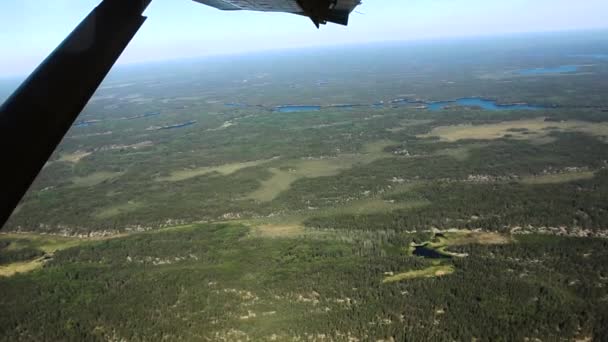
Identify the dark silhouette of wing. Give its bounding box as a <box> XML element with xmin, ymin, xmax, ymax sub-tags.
<box><xmin>193</xmin><ymin>0</ymin><xmax>361</xmax><ymax>27</ymax></box>
<box><xmin>0</xmin><ymin>0</ymin><xmax>151</xmax><ymax>227</ymax></box>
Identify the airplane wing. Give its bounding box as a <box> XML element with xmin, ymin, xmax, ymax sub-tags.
<box><xmin>193</xmin><ymin>0</ymin><xmax>361</xmax><ymax>27</ymax></box>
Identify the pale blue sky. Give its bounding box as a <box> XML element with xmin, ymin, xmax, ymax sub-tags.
<box><xmin>0</xmin><ymin>0</ymin><xmax>607</xmax><ymax>77</ymax></box>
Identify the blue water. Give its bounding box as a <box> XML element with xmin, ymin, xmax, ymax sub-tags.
<box><xmin>427</xmin><ymin>98</ymin><xmax>539</xmax><ymax>111</ymax></box>
<box><xmin>228</xmin><ymin>99</ymin><xmax>541</xmax><ymax>113</ymax></box>
<box><xmin>274</xmin><ymin>105</ymin><xmax>322</xmax><ymax>113</ymax></box>
<box><xmin>517</xmin><ymin>65</ymin><xmax>579</xmax><ymax>75</ymax></box>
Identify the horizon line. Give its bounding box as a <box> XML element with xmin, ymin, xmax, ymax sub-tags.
<box><xmin>1</xmin><ymin>27</ymin><xmax>607</xmax><ymax>81</ymax></box>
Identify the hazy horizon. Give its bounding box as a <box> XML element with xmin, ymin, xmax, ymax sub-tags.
<box><xmin>1</xmin><ymin>28</ymin><xmax>607</xmax><ymax>83</ymax></box>
<box><xmin>1</xmin><ymin>0</ymin><xmax>608</xmax><ymax>77</ymax></box>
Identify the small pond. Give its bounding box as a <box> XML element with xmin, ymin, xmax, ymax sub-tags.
<box><xmin>413</xmin><ymin>244</ymin><xmax>452</xmax><ymax>259</ymax></box>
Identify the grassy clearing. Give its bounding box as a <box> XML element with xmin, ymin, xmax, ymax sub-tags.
<box><xmin>247</xmin><ymin>141</ymin><xmax>394</xmax><ymax>202</ymax></box>
<box><xmin>237</xmin><ymin>197</ymin><xmax>422</xmax><ymax>239</ymax></box>
<box><xmin>437</xmin><ymin>230</ymin><xmax>512</xmax><ymax>247</ymax></box>
<box><xmin>419</xmin><ymin>118</ymin><xmax>608</xmax><ymax>142</ymax></box>
<box><xmin>0</xmin><ymin>233</ymin><xmax>99</xmax><ymax>277</ymax></box>
<box><xmin>0</xmin><ymin>258</ymin><xmax>47</xmax><ymax>277</ymax></box>
<box><xmin>247</xmin><ymin>168</ymin><xmax>299</xmax><ymax>202</ymax></box>
<box><xmin>94</xmin><ymin>201</ymin><xmax>144</xmax><ymax>219</ymax></box>
<box><xmin>58</xmin><ymin>150</ymin><xmax>92</xmax><ymax>163</ymax></box>
<box><xmin>71</xmin><ymin>171</ymin><xmax>123</xmax><ymax>187</ymax></box>
<box><xmin>0</xmin><ymin>233</ymin><xmax>84</xmax><ymax>254</ymax></box>
<box><xmin>521</xmin><ymin>171</ymin><xmax>595</xmax><ymax>184</ymax></box>
<box><xmin>383</xmin><ymin>265</ymin><xmax>455</xmax><ymax>283</ymax></box>
<box><xmin>248</xmin><ymin>224</ymin><xmax>307</xmax><ymax>239</ymax></box>
<box><xmin>318</xmin><ymin>198</ymin><xmax>429</xmax><ymax>217</ymax></box>
<box><xmin>157</xmin><ymin>158</ymin><xmax>277</xmax><ymax>182</ymax></box>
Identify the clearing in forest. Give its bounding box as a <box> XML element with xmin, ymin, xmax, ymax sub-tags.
<box><xmin>438</xmin><ymin>230</ymin><xmax>512</xmax><ymax>246</ymax></box>
<box><xmin>318</xmin><ymin>197</ymin><xmax>429</xmax><ymax>217</ymax></box>
<box><xmin>156</xmin><ymin>157</ymin><xmax>277</xmax><ymax>182</ymax></box>
<box><xmin>0</xmin><ymin>234</ymin><xmax>105</xmax><ymax>277</ymax></box>
<box><xmin>419</xmin><ymin>118</ymin><xmax>608</xmax><ymax>143</ymax></box>
<box><xmin>383</xmin><ymin>265</ymin><xmax>455</xmax><ymax>283</ymax></box>
<box><xmin>248</xmin><ymin>224</ymin><xmax>307</xmax><ymax>238</ymax></box>
<box><xmin>521</xmin><ymin>170</ymin><xmax>595</xmax><ymax>184</ymax></box>
<box><xmin>244</xmin><ymin>197</ymin><xmax>427</xmax><ymax>238</ymax></box>
<box><xmin>247</xmin><ymin>140</ymin><xmax>394</xmax><ymax>202</ymax></box>
<box><xmin>94</xmin><ymin>201</ymin><xmax>143</xmax><ymax>219</ymax></box>
<box><xmin>58</xmin><ymin>150</ymin><xmax>92</xmax><ymax>163</ymax></box>
<box><xmin>71</xmin><ymin>171</ymin><xmax>124</xmax><ymax>187</ymax></box>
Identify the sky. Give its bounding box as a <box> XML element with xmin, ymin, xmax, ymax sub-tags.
<box><xmin>0</xmin><ymin>0</ymin><xmax>607</xmax><ymax>77</ymax></box>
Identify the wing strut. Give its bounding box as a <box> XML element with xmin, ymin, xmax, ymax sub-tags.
<box><xmin>0</xmin><ymin>0</ymin><xmax>151</xmax><ymax>228</ymax></box>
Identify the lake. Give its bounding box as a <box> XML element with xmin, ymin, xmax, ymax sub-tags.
<box><xmin>274</xmin><ymin>105</ymin><xmax>322</xmax><ymax>113</ymax></box>
<box><xmin>427</xmin><ymin>98</ymin><xmax>539</xmax><ymax>111</ymax></box>
<box><xmin>517</xmin><ymin>65</ymin><xmax>579</xmax><ymax>75</ymax></box>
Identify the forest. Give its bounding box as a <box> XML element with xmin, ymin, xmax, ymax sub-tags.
<box><xmin>1</xmin><ymin>31</ymin><xmax>608</xmax><ymax>340</ymax></box>
<box><xmin>1</xmin><ymin>224</ymin><xmax>608</xmax><ymax>341</ymax></box>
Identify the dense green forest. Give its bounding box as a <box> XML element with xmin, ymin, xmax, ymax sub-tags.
<box><xmin>1</xmin><ymin>224</ymin><xmax>607</xmax><ymax>341</ymax></box>
<box><xmin>1</xmin><ymin>32</ymin><xmax>608</xmax><ymax>341</ymax></box>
